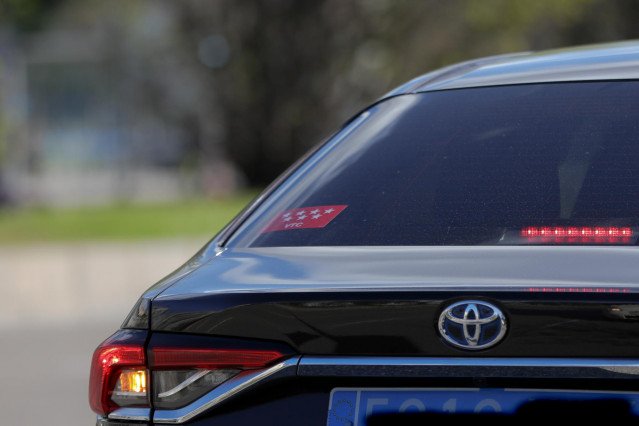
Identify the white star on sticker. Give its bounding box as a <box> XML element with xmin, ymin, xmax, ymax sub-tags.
<box><xmin>283</xmin><ymin>217</ymin><xmax>292</xmax><ymax>222</ymax></box>
<box><xmin>283</xmin><ymin>212</ymin><xmax>292</xmax><ymax>217</ymax></box>
<box><xmin>324</xmin><ymin>208</ymin><xmax>335</xmax><ymax>214</ymax></box>
<box><xmin>298</xmin><ymin>215</ymin><xmax>307</xmax><ymax>220</ymax></box>
<box><xmin>312</xmin><ymin>214</ymin><xmax>322</xmax><ymax>219</ymax></box>
<box><xmin>296</xmin><ymin>211</ymin><xmax>306</xmax><ymax>216</ymax></box>
<box><xmin>310</xmin><ymin>209</ymin><xmax>320</xmax><ymax>214</ymax></box>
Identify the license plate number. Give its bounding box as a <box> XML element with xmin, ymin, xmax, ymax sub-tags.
<box><xmin>327</xmin><ymin>388</ymin><xmax>639</xmax><ymax>426</ymax></box>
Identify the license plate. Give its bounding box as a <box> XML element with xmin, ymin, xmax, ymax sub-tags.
<box><xmin>327</xmin><ymin>388</ymin><xmax>639</xmax><ymax>426</ymax></box>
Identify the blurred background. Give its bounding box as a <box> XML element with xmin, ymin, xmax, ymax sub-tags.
<box><xmin>0</xmin><ymin>0</ymin><xmax>638</xmax><ymax>424</ymax></box>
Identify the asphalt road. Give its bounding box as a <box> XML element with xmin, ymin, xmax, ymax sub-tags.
<box><xmin>0</xmin><ymin>323</ymin><xmax>116</xmax><ymax>424</ymax></box>
<box><xmin>0</xmin><ymin>238</ymin><xmax>207</xmax><ymax>425</ymax></box>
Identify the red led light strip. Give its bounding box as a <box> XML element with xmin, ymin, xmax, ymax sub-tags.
<box><xmin>522</xmin><ymin>227</ymin><xmax>632</xmax><ymax>239</ymax></box>
<box><xmin>526</xmin><ymin>287</ymin><xmax>632</xmax><ymax>293</ymax></box>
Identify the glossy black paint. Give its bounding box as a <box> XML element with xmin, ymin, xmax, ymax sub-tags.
<box><xmin>182</xmin><ymin>383</ymin><xmax>328</xmax><ymax>426</ymax></box>
<box><xmin>101</xmin><ymin>329</ymin><xmax>149</xmax><ymax>350</ymax></box>
<box><xmin>152</xmin><ymin>246</ymin><xmax>639</xmax><ymax>295</ymax></box>
<box><xmin>151</xmin><ymin>291</ymin><xmax>639</xmax><ymax>357</ymax></box>
<box><xmin>141</xmin><ymin>246</ymin><xmax>639</xmax><ymax>357</ymax></box>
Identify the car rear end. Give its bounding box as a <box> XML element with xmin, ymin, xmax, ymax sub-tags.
<box><xmin>90</xmin><ymin>44</ymin><xmax>639</xmax><ymax>425</ymax></box>
<box><xmin>91</xmin><ymin>246</ymin><xmax>639</xmax><ymax>425</ymax></box>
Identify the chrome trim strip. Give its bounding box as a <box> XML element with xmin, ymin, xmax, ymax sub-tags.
<box><xmin>108</xmin><ymin>407</ymin><xmax>151</xmax><ymax>421</ymax></box>
<box><xmin>153</xmin><ymin>356</ymin><xmax>300</xmax><ymax>424</ymax></box>
<box><xmin>157</xmin><ymin>369</ymin><xmax>211</xmax><ymax>398</ymax></box>
<box><xmin>298</xmin><ymin>356</ymin><xmax>639</xmax><ymax>379</ymax></box>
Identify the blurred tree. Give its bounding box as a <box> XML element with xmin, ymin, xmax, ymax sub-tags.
<box><xmin>0</xmin><ymin>0</ymin><xmax>65</xmax><ymax>32</ymax></box>
<box><xmin>193</xmin><ymin>0</ymin><xmax>612</xmax><ymax>184</ymax></box>
<box><xmin>3</xmin><ymin>0</ymin><xmax>639</xmax><ymax>190</ymax></box>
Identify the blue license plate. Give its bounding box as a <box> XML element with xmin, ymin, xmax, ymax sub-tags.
<box><xmin>327</xmin><ymin>388</ymin><xmax>639</xmax><ymax>426</ymax></box>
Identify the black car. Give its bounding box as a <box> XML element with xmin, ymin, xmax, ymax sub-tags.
<box><xmin>90</xmin><ymin>40</ymin><xmax>639</xmax><ymax>425</ymax></box>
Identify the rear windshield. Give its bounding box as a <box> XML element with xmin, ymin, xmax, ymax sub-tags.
<box><xmin>229</xmin><ymin>82</ymin><xmax>639</xmax><ymax>247</ymax></box>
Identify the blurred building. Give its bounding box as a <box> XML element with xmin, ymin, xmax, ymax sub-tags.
<box><xmin>0</xmin><ymin>1</ymin><xmax>240</xmax><ymax>207</ymax></box>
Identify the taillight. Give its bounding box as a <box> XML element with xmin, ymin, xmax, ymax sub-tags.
<box><xmin>150</xmin><ymin>348</ymin><xmax>285</xmax><ymax>368</ymax></box>
<box><xmin>149</xmin><ymin>347</ymin><xmax>287</xmax><ymax>409</ymax></box>
<box><xmin>89</xmin><ymin>335</ymin><xmax>148</xmax><ymax>416</ymax></box>
<box><xmin>90</xmin><ymin>331</ymin><xmax>292</xmax><ymax>416</ymax></box>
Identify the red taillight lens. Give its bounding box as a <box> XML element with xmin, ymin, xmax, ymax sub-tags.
<box><xmin>89</xmin><ymin>332</ymin><xmax>292</xmax><ymax>415</ymax></box>
<box><xmin>149</xmin><ymin>348</ymin><xmax>286</xmax><ymax>369</ymax></box>
<box><xmin>89</xmin><ymin>344</ymin><xmax>147</xmax><ymax>416</ymax></box>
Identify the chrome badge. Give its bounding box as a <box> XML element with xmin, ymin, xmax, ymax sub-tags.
<box><xmin>438</xmin><ymin>300</ymin><xmax>507</xmax><ymax>350</ymax></box>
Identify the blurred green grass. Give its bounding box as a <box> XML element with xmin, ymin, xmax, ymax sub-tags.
<box><xmin>0</xmin><ymin>191</ymin><xmax>260</xmax><ymax>245</ymax></box>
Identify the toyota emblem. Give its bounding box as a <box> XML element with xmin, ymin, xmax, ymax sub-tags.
<box><xmin>438</xmin><ymin>300</ymin><xmax>507</xmax><ymax>350</ymax></box>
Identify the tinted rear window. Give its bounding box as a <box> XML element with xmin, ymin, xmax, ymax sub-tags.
<box><xmin>229</xmin><ymin>82</ymin><xmax>639</xmax><ymax>247</ymax></box>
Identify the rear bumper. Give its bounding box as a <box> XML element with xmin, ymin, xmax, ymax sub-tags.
<box><xmin>103</xmin><ymin>356</ymin><xmax>639</xmax><ymax>424</ymax></box>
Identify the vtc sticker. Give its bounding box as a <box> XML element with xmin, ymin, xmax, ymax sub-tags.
<box><xmin>260</xmin><ymin>205</ymin><xmax>347</xmax><ymax>233</ymax></box>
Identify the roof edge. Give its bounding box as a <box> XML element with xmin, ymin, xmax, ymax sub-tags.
<box><xmin>379</xmin><ymin>40</ymin><xmax>639</xmax><ymax>99</ymax></box>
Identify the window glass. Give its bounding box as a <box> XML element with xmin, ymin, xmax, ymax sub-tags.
<box><xmin>229</xmin><ymin>82</ymin><xmax>639</xmax><ymax>247</ymax></box>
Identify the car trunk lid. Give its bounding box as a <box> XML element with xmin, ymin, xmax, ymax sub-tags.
<box><xmin>150</xmin><ymin>246</ymin><xmax>639</xmax><ymax>357</ymax></box>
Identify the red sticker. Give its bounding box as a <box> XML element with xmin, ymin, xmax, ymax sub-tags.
<box><xmin>260</xmin><ymin>205</ymin><xmax>348</xmax><ymax>233</ymax></box>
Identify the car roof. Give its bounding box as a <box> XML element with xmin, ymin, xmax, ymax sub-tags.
<box><xmin>382</xmin><ymin>40</ymin><xmax>639</xmax><ymax>99</ymax></box>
